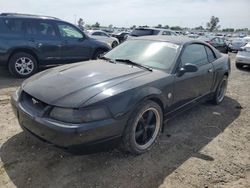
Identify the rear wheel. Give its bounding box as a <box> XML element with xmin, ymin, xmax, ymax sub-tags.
<box><xmin>93</xmin><ymin>49</ymin><xmax>106</xmax><ymax>60</ymax></box>
<box><xmin>212</xmin><ymin>76</ymin><xmax>228</xmax><ymax>105</ymax></box>
<box><xmin>122</xmin><ymin>101</ymin><xmax>163</xmax><ymax>155</ymax></box>
<box><xmin>8</xmin><ymin>52</ymin><xmax>38</xmax><ymax>78</ymax></box>
<box><xmin>236</xmin><ymin>63</ymin><xmax>244</xmax><ymax>69</ymax></box>
<box><xmin>111</xmin><ymin>41</ymin><xmax>118</xmax><ymax>48</ymax></box>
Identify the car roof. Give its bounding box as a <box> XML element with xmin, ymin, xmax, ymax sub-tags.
<box><xmin>131</xmin><ymin>35</ymin><xmax>200</xmax><ymax>45</ymax></box>
<box><xmin>0</xmin><ymin>13</ymin><xmax>60</xmax><ymax>20</ymax></box>
<box><xmin>134</xmin><ymin>27</ymin><xmax>174</xmax><ymax>32</ymax></box>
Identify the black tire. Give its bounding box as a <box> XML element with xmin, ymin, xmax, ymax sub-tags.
<box><xmin>8</xmin><ymin>52</ymin><xmax>38</xmax><ymax>78</ymax></box>
<box><xmin>122</xmin><ymin>100</ymin><xmax>163</xmax><ymax>155</ymax></box>
<box><xmin>92</xmin><ymin>49</ymin><xmax>106</xmax><ymax>60</ymax></box>
<box><xmin>211</xmin><ymin>76</ymin><xmax>228</xmax><ymax>105</ymax></box>
<box><xmin>111</xmin><ymin>41</ymin><xmax>118</xmax><ymax>48</ymax></box>
<box><xmin>236</xmin><ymin>63</ymin><xmax>244</xmax><ymax>69</ymax></box>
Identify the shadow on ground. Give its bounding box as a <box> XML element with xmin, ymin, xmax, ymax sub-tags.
<box><xmin>0</xmin><ymin>97</ymin><xmax>241</xmax><ymax>188</ymax></box>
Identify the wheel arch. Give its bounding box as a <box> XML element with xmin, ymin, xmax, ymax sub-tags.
<box><xmin>8</xmin><ymin>48</ymin><xmax>39</xmax><ymax>65</ymax></box>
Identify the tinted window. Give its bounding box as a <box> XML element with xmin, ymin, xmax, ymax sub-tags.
<box><xmin>57</xmin><ymin>23</ymin><xmax>83</xmax><ymax>38</ymax></box>
<box><xmin>3</xmin><ymin>18</ymin><xmax>25</xmax><ymax>34</ymax></box>
<box><xmin>130</xmin><ymin>29</ymin><xmax>160</xmax><ymax>36</ymax></box>
<box><xmin>205</xmin><ymin>46</ymin><xmax>216</xmax><ymax>62</ymax></box>
<box><xmin>162</xmin><ymin>31</ymin><xmax>171</xmax><ymax>35</ymax></box>
<box><xmin>92</xmin><ymin>32</ymin><xmax>102</xmax><ymax>36</ymax></box>
<box><xmin>181</xmin><ymin>44</ymin><xmax>209</xmax><ymax>66</ymax></box>
<box><xmin>26</xmin><ymin>21</ymin><xmax>56</xmax><ymax>37</ymax></box>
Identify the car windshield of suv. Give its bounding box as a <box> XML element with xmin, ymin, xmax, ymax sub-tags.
<box><xmin>104</xmin><ymin>40</ymin><xmax>179</xmax><ymax>71</ymax></box>
<box><xmin>130</xmin><ymin>29</ymin><xmax>160</xmax><ymax>36</ymax></box>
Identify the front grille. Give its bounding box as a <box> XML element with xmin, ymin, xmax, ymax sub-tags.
<box><xmin>20</xmin><ymin>91</ymin><xmax>49</xmax><ymax>116</ymax></box>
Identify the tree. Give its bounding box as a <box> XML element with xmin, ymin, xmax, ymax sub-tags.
<box><xmin>77</xmin><ymin>18</ymin><xmax>85</xmax><ymax>31</ymax></box>
<box><xmin>206</xmin><ymin>16</ymin><xmax>220</xmax><ymax>32</ymax></box>
<box><xmin>108</xmin><ymin>24</ymin><xmax>113</xmax><ymax>28</ymax></box>
<box><xmin>194</xmin><ymin>26</ymin><xmax>204</xmax><ymax>31</ymax></box>
<box><xmin>155</xmin><ymin>24</ymin><xmax>162</xmax><ymax>28</ymax></box>
<box><xmin>130</xmin><ymin>25</ymin><xmax>136</xmax><ymax>29</ymax></box>
<box><xmin>170</xmin><ymin>26</ymin><xmax>182</xmax><ymax>31</ymax></box>
<box><xmin>163</xmin><ymin>25</ymin><xmax>169</xmax><ymax>29</ymax></box>
<box><xmin>92</xmin><ymin>22</ymin><xmax>100</xmax><ymax>28</ymax></box>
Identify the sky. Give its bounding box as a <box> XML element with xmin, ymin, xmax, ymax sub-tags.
<box><xmin>0</xmin><ymin>0</ymin><xmax>249</xmax><ymax>29</ymax></box>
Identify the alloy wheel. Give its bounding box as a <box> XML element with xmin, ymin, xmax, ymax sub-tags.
<box><xmin>134</xmin><ymin>108</ymin><xmax>161</xmax><ymax>150</ymax></box>
<box><xmin>15</xmin><ymin>57</ymin><xmax>34</xmax><ymax>76</ymax></box>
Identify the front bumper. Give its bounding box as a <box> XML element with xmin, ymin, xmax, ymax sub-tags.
<box><xmin>11</xmin><ymin>96</ymin><xmax>126</xmax><ymax>152</ymax></box>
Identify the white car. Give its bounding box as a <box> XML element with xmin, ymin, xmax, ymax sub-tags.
<box><xmin>87</xmin><ymin>30</ymin><xmax>119</xmax><ymax>48</ymax></box>
<box><xmin>127</xmin><ymin>28</ymin><xmax>177</xmax><ymax>40</ymax></box>
<box><xmin>236</xmin><ymin>42</ymin><xmax>250</xmax><ymax>68</ymax></box>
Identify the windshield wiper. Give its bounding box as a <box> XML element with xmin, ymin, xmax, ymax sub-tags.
<box><xmin>99</xmin><ymin>56</ymin><xmax>116</xmax><ymax>64</ymax></box>
<box><xmin>115</xmin><ymin>59</ymin><xmax>152</xmax><ymax>72</ymax></box>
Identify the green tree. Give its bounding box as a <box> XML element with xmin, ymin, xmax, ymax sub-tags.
<box><xmin>206</xmin><ymin>16</ymin><xmax>220</xmax><ymax>32</ymax></box>
<box><xmin>77</xmin><ymin>18</ymin><xmax>85</xmax><ymax>31</ymax></box>
<box><xmin>163</xmin><ymin>25</ymin><xmax>169</xmax><ymax>29</ymax></box>
<box><xmin>155</xmin><ymin>24</ymin><xmax>162</xmax><ymax>28</ymax></box>
<box><xmin>92</xmin><ymin>22</ymin><xmax>100</xmax><ymax>28</ymax></box>
<box><xmin>170</xmin><ymin>26</ymin><xmax>182</xmax><ymax>30</ymax></box>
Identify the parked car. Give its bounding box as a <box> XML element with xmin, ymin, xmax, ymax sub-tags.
<box><xmin>111</xmin><ymin>31</ymin><xmax>130</xmax><ymax>43</ymax></box>
<box><xmin>129</xmin><ymin>27</ymin><xmax>177</xmax><ymax>37</ymax></box>
<box><xmin>236</xmin><ymin>42</ymin><xmax>250</xmax><ymax>68</ymax></box>
<box><xmin>11</xmin><ymin>36</ymin><xmax>230</xmax><ymax>155</ymax></box>
<box><xmin>228</xmin><ymin>38</ymin><xmax>247</xmax><ymax>52</ymax></box>
<box><xmin>87</xmin><ymin>30</ymin><xmax>119</xmax><ymax>48</ymax></box>
<box><xmin>0</xmin><ymin>13</ymin><xmax>111</xmax><ymax>78</ymax></box>
<box><xmin>198</xmin><ymin>36</ymin><xmax>228</xmax><ymax>53</ymax></box>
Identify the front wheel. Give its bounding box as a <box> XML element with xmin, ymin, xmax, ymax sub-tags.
<box><xmin>8</xmin><ymin>52</ymin><xmax>38</xmax><ymax>78</ymax></box>
<box><xmin>212</xmin><ymin>76</ymin><xmax>228</xmax><ymax>105</ymax></box>
<box><xmin>122</xmin><ymin>101</ymin><xmax>163</xmax><ymax>155</ymax></box>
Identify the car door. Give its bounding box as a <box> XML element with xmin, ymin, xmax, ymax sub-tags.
<box><xmin>173</xmin><ymin>43</ymin><xmax>214</xmax><ymax>107</ymax></box>
<box><xmin>25</xmin><ymin>19</ymin><xmax>61</xmax><ymax>64</ymax></box>
<box><xmin>56</xmin><ymin>22</ymin><xmax>91</xmax><ymax>62</ymax></box>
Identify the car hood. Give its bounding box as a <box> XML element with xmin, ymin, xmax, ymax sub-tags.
<box><xmin>22</xmin><ymin>60</ymin><xmax>149</xmax><ymax>108</ymax></box>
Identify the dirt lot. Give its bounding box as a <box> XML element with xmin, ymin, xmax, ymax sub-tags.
<box><xmin>0</xmin><ymin>53</ymin><xmax>249</xmax><ymax>188</ymax></box>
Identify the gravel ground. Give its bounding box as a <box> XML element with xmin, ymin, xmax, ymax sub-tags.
<box><xmin>0</xmin><ymin>53</ymin><xmax>249</xmax><ymax>188</ymax></box>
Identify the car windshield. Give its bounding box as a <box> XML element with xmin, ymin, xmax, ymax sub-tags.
<box><xmin>104</xmin><ymin>40</ymin><xmax>179</xmax><ymax>71</ymax></box>
<box><xmin>130</xmin><ymin>29</ymin><xmax>160</xmax><ymax>36</ymax></box>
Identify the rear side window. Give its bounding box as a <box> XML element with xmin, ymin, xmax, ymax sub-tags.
<box><xmin>25</xmin><ymin>20</ymin><xmax>56</xmax><ymax>37</ymax></box>
<box><xmin>57</xmin><ymin>23</ymin><xmax>83</xmax><ymax>38</ymax></box>
<box><xmin>181</xmin><ymin>44</ymin><xmax>209</xmax><ymax>66</ymax></box>
<box><xmin>205</xmin><ymin>46</ymin><xmax>216</xmax><ymax>62</ymax></box>
<box><xmin>3</xmin><ymin>18</ymin><xmax>25</xmax><ymax>34</ymax></box>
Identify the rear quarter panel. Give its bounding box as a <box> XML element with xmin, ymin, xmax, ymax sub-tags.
<box><xmin>211</xmin><ymin>53</ymin><xmax>230</xmax><ymax>92</ymax></box>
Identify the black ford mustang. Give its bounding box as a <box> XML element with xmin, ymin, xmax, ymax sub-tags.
<box><xmin>11</xmin><ymin>36</ymin><xmax>230</xmax><ymax>154</ymax></box>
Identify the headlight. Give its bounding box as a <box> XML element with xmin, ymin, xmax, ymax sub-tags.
<box><xmin>49</xmin><ymin>106</ymin><xmax>110</xmax><ymax>124</ymax></box>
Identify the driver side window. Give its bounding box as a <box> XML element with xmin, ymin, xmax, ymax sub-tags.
<box><xmin>181</xmin><ymin>44</ymin><xmax>209</xmax><ymax>66</ymax></box>
<box><xmin>57</xmin><ymin>23</ymin><xmax>83</xmax><ymax>39</ymax></box>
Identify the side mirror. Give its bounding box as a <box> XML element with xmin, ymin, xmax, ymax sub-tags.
<box><xmin>178</xmin><ymin>63</ymin><xmax>198</xmax><ymax>76</ymax></box>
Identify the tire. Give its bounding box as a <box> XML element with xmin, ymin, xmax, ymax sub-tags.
<box><xmin>211</xmin><ymin>76</ymin><xmax>228</xmax><ymax>105</ymax></box>
<box><xmin>236</xmin><ymin>63</ymin><xmax>244</xmax><ymax>69</ymax></box>
<box><xmin>8</xmin><ymin>52</ymin><xmax>38</xmax><ymax>78</ymax></box>
<box><xmin>92</xmin><ymin>49</ymin><xmax>106</xmax><ymax>60</ymax></box>
<box><xmin>111</xmin><ymin>41</ymin><xmax>118</xmax><ymax>48</ymax></box>
<box><xmin>122</xmin><ymin>100</ymin><xmax>163</xmax><ymax>155</ymax></box>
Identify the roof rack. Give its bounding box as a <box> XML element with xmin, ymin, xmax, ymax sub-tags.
<box><xmin>0</xmin><ymin>13</ymin><xmax>60</xmax><ymax>20</ymax></box>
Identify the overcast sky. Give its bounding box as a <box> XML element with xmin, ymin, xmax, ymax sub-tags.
<box><xmin>0</xmin><ymin>0</ymin><xmax>249</xmax><ymax>29</ymax></box>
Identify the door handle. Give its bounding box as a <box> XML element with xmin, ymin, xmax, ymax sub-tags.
<box><xmin>208</xmin><ymin>68</ymin><xmax>213</xmax><ymax>73</ymax></box>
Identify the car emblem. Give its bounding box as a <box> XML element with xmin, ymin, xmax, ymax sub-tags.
<box><xmin>31</xmin><ymin>98</ymin><xmax>39</xmax><ymax>105</ymax></box>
